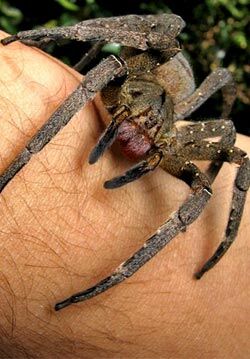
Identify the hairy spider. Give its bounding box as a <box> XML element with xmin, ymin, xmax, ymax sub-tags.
<box><xmin>0</xmin><ymin>14</ymin><xmax>249</xmax><ymax>311</ymax></box>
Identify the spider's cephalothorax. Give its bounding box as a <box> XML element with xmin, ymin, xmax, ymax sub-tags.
<box><xmin>0</xmin><ymin>14</ymin><xmax>249</xmax><ymax>311</ymax></box>
<box><xmin>99</xmin><ymin>49</ymin><xmax>175</xmax><ymax>162</ymax></box>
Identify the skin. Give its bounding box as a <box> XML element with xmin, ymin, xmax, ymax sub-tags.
<box><xmin>0</xmin><ymin>31</ymin><xmax>249</xmax><ymax>359</ymax></box>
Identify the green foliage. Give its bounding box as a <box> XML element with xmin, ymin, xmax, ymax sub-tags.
<box><xmin>0</xmin><ymin>0</ymin><xmax>22</xmax><ymax>33</ymax></box>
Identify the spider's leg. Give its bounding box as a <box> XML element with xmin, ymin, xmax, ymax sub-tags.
<box><xmin>55</xmin><ymin>162</ymin><xmax>211</xmax><ymax>311</ymax></box>
<box><xmin>0</xmin><ymin>55</ymin><xmax>126</xmax><ymax>192</ymax></box>
<box><xmin>89</xmin><ymin>105</ymin><xmax>130</xmax><ymax>164</ymax></box>
<box><xmin>1</xmin><ymin>14</ymin><xmax>184</xmax><ymax>51</ymax></box>
<box><xmin>177</xmin><ymin>141</ymin><xmax>250</xmax><ymax>278</ymax></box>
<box><xmin>74</xmin><ymin>41</ymin><xmax>105</xmax><ymax>72</ymax></box>
<box><xmin>19</xmin><ymin>38</ymin><xmax>55</xmax><ymax>49</ymax></box>
<box><xmin>177</xmin><ymin>119</ymin><xmax>236</xmax><ymax>181</ymax></box>
<box><xmin>177</xmin><ymin>119</ymin><xmax>236</xmax><ymax>147</ymax></box>
<box><xmin>174</xmin><ymin>68</ymin><xmax>236</xmax><ymax>121</ymax></box>
<box><xmin>104</xmin><ymin>151</ymin><xmax>162</xmax><ymax>189</ymax></box>
<box><xmin>195</xmin><ymin>159</ymin><xmax>249</xmax><ymax>278</ymax></box>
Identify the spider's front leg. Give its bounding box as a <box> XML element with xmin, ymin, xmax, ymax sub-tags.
<box><xmin>0</xmin><ymin>55</ymin><xmax>126</xmax><ymax>192</ymax></box>
<box><xmin>55</xmin><ymin>160</ymin><xmax>211</xmax><ymax>311</ymax></box>
<box><xmin>1</xmin><ymin>14</ymin><xmax>184</xmax><ymax>51</ymax></box>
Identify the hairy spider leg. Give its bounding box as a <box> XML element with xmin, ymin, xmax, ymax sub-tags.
<box><xmin>195</xmin><ymin>155</ymin><xmax>249</xmax><ymax>278</ymax></box>
<box><xmin>173</xmin><ymin>67</ymin><xmax>236</xmax><ymax>186</ymax></box>
<box><xmin>74</xmin><ymin>41</ymin><xmax>105</xmax><ymax>72</ymax></box>
<box><xmin>55</xmin><ymin>161</ymin><xmax>211</xmax><ymax>311</ymax></box>
<box><xmin>1</xmin><ymin>14</ymin><xmax>185</xmax><ymax>51</ymax></box>
<box><xmin>176</xmin><ymin>135</ymin><xmax>250</xmax><ymax>278</ymax></box>
<box><xmin>0</xmin><ymin>55</ymin><xmax>126</xmax><ymax>192</ymax></box>
<box><xmin>177</xmin><ymin>119</ymin><xmax>236</xmax><ymax>181</ymax></box>
<box><xmin>174</xmin><ymin>68</ymin><xmax>236</xmax><ymax>121</ymax></box>
<box><xmin>17</xmin><ymin>37</ymin><xmax>55</xmax><ymax>49</ymax></box>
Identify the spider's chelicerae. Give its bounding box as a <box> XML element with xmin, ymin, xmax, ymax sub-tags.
<box><xmin>1</xmin><ymin>14</ymin><xmax>249</xmax><ymax>311</ymax></box>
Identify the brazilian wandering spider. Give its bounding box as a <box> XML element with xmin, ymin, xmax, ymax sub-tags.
<box><xmin>0</xmin><ymin>14</ymin><xmax>249</xmax><ymax>311</ymax></box>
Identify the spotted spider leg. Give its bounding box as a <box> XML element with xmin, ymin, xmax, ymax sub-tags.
<box><xmin>103</xmin><ymin>119</ymin><xmax>235</xmax><ymax>189</ymax></box>
<box><xmin>55</xmin><ymin>161</ymin><xmax>212</xmax><ymax>311</ymax></box>
<box><xmin>1</xmin><ymin>14</ymin><xmax>185</xmax><ymax>51</ymax></box>
<box><xmin>177</xmin><ymin>119</ymin><xmax>236</xmax><ymax>180</ymax></box>
<box><xmin>174</xmin><ymin>67</ymin><xmax>237</xmax><ymax>189</ymax></box>
<box><xmin>0</xmin><ymin>55</ymin><xmax>126</xmax><ymax>192</ymax></box>
<box><xmin>73</xmin><ymin>41</ymin><xmax>105</xmax><ymax>72</ymax></box>
<box><xmin>174</xmin><ymin>68</ymin><xmax>236</xmax><ymax>121</ymax></box>
<box><xmin>101</xmin><ymin>119</ymin><xmax>247</xmax><ymax>277</ymax></box>
<box><xmin>176</xmin><ymin>124</ymin><xmax>249</xmax><ymax>278</ymax></box>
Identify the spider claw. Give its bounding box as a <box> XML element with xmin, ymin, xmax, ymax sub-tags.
<box><xmin>104</xmin><ymin>152</ymin><xmax>162</xmax><ymax>189</ymax></box>
<box><xmin>54</xmin><ymin>298</ymin><xmax>72</xmax><ymax>311</ymax></box>
<box><xmin>194</xmin><ymin>271</ymin><xmax>204</xmax><ymax>280</ymax></box>
<box><xmin>1</xmin><ymin>35</ymin><xmax>19</xmax><ymax>45</ymax></box>
<box><xmin>88</xmin><ymin>126</ymin><xmax>118</xmax><ymax>164</ymax></box>
<box><xmin>89</xmin><ymin>106</ymin><xmax>130</xmax><ymax>165</ymax></box>
<box><xmin>104</xmin><ymin>162</ymin><xmax>148</xmax><ymax>189</ymax></box>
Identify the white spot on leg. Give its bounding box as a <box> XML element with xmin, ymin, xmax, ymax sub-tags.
<box><xmin>204</xmin><ymin>188</ymin><xmax>212</xmax><ymax>196</ymax></box>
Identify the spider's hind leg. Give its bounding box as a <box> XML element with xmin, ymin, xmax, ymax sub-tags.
<box><xmin>195</xmin><ymin>152</ymin><xmax>250</xmax><ymax>279</ymax></box>
<box><xmin>177</xmin><ymin>118</ymin><xmax>236</xmax><ymax>181</ymax></box>
<box><xmin>176</xmin><ymin>133</ymin><xmax>249</xmax><ymax>279</ymax></box>
<box><xmin>174</xmin><ymin>68</ymin><xmax>237</xmax><ymax>121</ymax></box>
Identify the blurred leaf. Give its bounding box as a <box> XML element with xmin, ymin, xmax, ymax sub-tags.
<box><xmin>0</xmin><ymin>0</ymin><xmax>23</xmax><ymax>32</ymax></box>
<box><xmin>232</xmin><ymin>31</ymin><xmax>247</xmax><ymax>48</ymax></box>
<box><xmin>55</xmin><ymin>0</ymin><xmax>79</xmax><ymax>11</ymax></box>
<box><xmin>102</xmin><ymin>42</ymin><xmax>121</xmax><ymax>55</ymax></box>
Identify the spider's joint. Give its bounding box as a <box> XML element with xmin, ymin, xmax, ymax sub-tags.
<box><xmin>156</xmin><ymin>228</ymin><xmax>162</xmax><ymax>235</ymax></box>
<box><xmin>110</xmin><ymin>54</ymin><xmax>126</xmax><ymax>71</ymax></box>
<box><xmin>203</xmin><ymin>188</ymin><xmax>212</xmax><ymax>196</ymax></box>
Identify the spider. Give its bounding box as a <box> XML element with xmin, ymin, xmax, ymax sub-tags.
<box><xmin>0</xmin><ymin>14</ymin><xmax>249</xmax><ymax>312</ymax></box>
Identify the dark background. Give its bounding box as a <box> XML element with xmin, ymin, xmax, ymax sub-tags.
<box><xmin>1</xmin><ymin>0</ymin><xmax>249</xmax><ymax>135</ymax></box>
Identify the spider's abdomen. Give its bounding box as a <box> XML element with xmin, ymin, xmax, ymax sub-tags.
<box><xmin>117</xmin><ymin>120</ymin><xmax>153</xmax><ymax>160</ymax></box>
